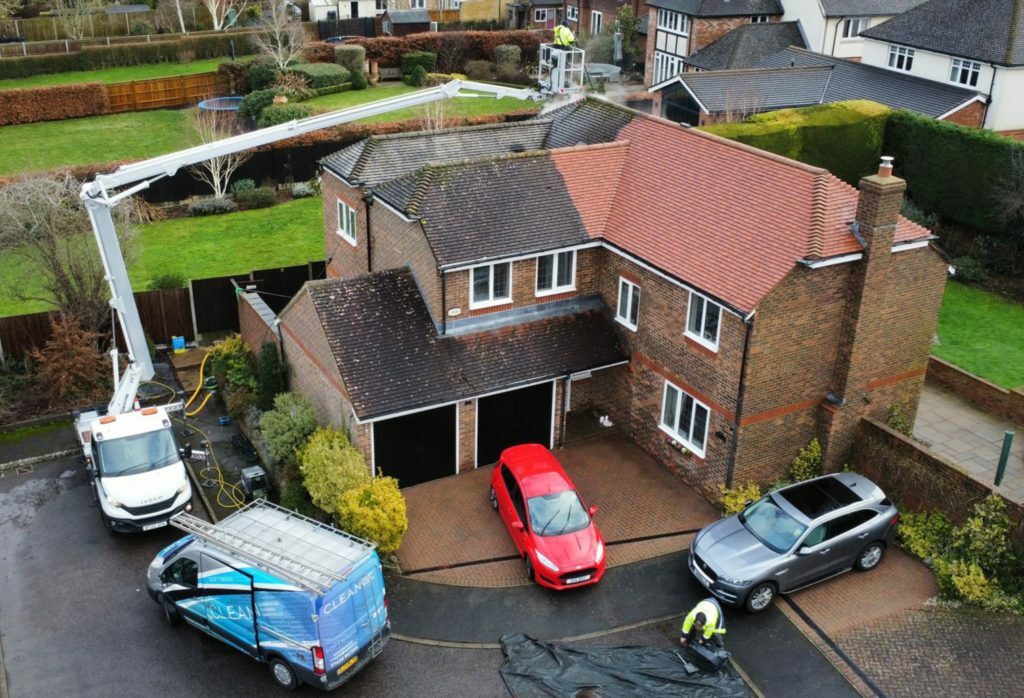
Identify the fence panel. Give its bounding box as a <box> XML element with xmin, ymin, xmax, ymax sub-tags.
<box><xmin>316</xmin><ymin>18</ymin><xmax>376</xmax><ymax>40</ymax></box>
<box><xmin>103</xmin><ymin>72</ymin><xmax>218</xmax><ymax>114</ymax></box>
<box><xmin>250</xmin><ymin>264</ymin><xmax>322</xmax><ymax>314</ymax></box>
<box><xmin>0</xmin><ymin>311</ymin><xmax>54</xmax><ymax>363</ymax></box>
<box><xmin>190</xmin><ymin>274</ymin><xmax>252</xmax><ymax>335</ymax></box>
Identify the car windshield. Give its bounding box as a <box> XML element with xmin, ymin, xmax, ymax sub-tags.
<box><xmin>527</xmin><ymin>490</ymin><xmax>590</xmax><ymax>537</ymax></box>
<box><xmin>740</xmin><ymin>494</ymin><xmax>807</xmax><ymax>554</ymax></box>
<box><xmin>97</xmin><ymin>428</ymin><xmax>179</xmax><ymax>477</ymax></box>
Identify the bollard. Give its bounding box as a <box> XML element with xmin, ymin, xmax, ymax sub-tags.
<box><xmin>994</xmin><ymin>430</ymin><xmax>1014</xmax><ymax>487</ymax></box>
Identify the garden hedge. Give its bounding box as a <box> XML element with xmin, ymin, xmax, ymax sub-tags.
<box><xmin>287</xmin><ymin>62</ymin><xmax>350</xmax><ymax>89</ymax></box>
<box><xmin>400</xmin><ymin>50</ymin><xmax>437</xmax><ymax>76</ymax></box>
<box><xmin>0</xmin><ymin>82</ymin><xmax>106</xmax><ymax>126</ymax></box>
<box><xmin>0</xmin><ymin>34</ymin><xmax>256</xmax><ymax>80</ymax></box>
<box><xmin>884</xmin><ymin>109</ymin><xmax>1024</xmax><ymax>231</ymax></box>
<box><xmin>351</xmin><ymin>30</ymin><xmax>549</xmax><ymax>71</ymax></box>
<box><xmin>334</xmin><ymin>44</ymin><xmax>366</xmax><ymax>73</ymax></box>
<box><xmin>301</xmin><ymin>41</ymin><xmax>336</xmax><ymax>64</ymax></box>
<box><xmin>703</xmin><ymin>100</ymin><xmax>890</xmax><ymax>185</ymax></box>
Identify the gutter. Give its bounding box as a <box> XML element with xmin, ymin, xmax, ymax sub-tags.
<box><xmin>363</xmin><ymin>189</ymin><xmax>374</xmax><ymax>274</ymax></box>
<box><xmin>725</xmin><ymin>310</ymin><xmax>754</xmax><ymax>488</ymax></box>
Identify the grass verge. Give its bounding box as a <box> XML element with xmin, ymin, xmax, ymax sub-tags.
<box><xmin>934</xmin><ymin>281</ymin><xmax>1024</xmax><ymax>388</ymax></box>
<box><xmin>0</xmin><ymin>58</ymin><xmax>227</xmax><ymax>90</ymax></box>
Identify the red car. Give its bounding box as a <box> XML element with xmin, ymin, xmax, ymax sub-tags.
<box><xmin>489</xmin><ymin>444</ymin><xmax>606</xmax><ymax>590</ymax></box>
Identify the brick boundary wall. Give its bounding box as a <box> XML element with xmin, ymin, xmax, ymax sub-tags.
<box><xmin>927</xmin><ymin>356</ymin><xmax>1024</xmax><ymax>427</ymax></box>
<box><xmin>853</xmin><ymin>418</ymin><xmax>1024</xmax><ymax>544</ymax></box>
<box><xmin>238</xmin><ymin>292</ymin><xmax>282</xmax><ymax>357</ymax></box>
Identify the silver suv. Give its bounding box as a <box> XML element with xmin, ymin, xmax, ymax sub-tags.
<box><xmin>689</xmin><ymin>473</ymin><xmax>899</xmax><ymax>612</ymax></box>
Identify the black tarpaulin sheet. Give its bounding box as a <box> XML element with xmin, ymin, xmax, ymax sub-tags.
<box><xmin>499</xmin><ymin>634</ymin><xmax>751</xmax><ymax>698</ymax></box>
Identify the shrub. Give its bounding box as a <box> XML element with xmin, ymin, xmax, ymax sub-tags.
<box><xmin>335</xmin><ymin>44</ymin><xmax>366</xmax><ymax>73</ymax></box>
<box><xmin>897</xmin><ymin>510</ymin><xmax>953</xmax><ymax>560</ymax></box>
<box><xmin>188</xmin><ymin>197</ymin><xmax>238</xmax><ymax>216</ymax></box>
<box><xmin>424</xmin><ymin>71</ymin><xmax>468</xmax><ymax>86</ymax></box>
<box><xmin>224</xmin><ymin>384</ymin><xmax>258</xmax><ymax>419</ymax></box>
<box><xmin>216</xmin><ymin>59</ymin><xmax>252</xmax><ymax>95</ymax></box>
<box><xmin>231</xmin><ymin>178</ymin><xmax>256</xmax><ymax>194</ymax></box>
<box><xmin>291</xmin><ymin>181</ymin><xmax>315</xmax><ymax>198</ymax></box>
<box><xmin>257</xmin><ymin>341</ymin><xmax>286</xmax><ymax>410</ymax></box>
<box><xmin>260</xmin><ymin>392</ymin><xmax>318</xmax><ymax>465</ymax></box>
<box><xmin>279</xmin><ymin>480</ymin><xmax>322</xmax><ymax>519</ymax></box>
<box><xmin>301</xmin><ymin>41</ymin><xmax>336</xmax><ymax>64</ymax></box>
<box><xmin>400</xmin><ymin>50</ymin><xmax>437</xmax><ymax>76</ymax></box>
<box><xmin>789</xmin><ymin>438</ymin><xmax>822</xmax><ymax>482</ymax></box>
<box><xmin>951</xmin><ymin>495</ymin><xmax>1016</xmax><ymax>578</ymax></box>
<box><xmin>206</xmin><ymin>334</ymin><xmax>257</xmax><ymax>393</ymax></box>
<box><xmin>235</xmin><ymin>186</ymin><xmax>277</xmax><ymax>208</ymax></box>
<box><xmin>257</xmin><ymin>103</ymin><xmax>311</xmax><ymax>127</ymax></box>
<box><xmin>30</xmin><ymin>315</ymin><xmax>109</xmax><ymax>409</ymax></box>
<box><xmin>351</xmin><ymin>30</ymin><xmax>545</xmax><ymax>69</ymax></box>
<box><xmin>238</xmin><ymin>88</ymin><xmax>277</xmax><ymax>122</ymax></box>
<box><xmin>147</xmin><ymin>272</ymin><xmax>187</xmax><ymax>290</ymax></box>
<box><xmin>249</xmin><ymin>60</ymin><xmax>279</xmax><ymax>91</ymax></box>
<box><xmin>951</xmin><ymin>257</ymin><xmax>989</xmax><ymax>283</ymax></box>
<box><xmin>495</xmin><ymin>63</ymin><xmax>529</xmax><ymax>85</ymax></box>
<box><xmin>298</xmin><ymin>427</ymin><xmax>372</xmax><ymax>514</ymax></box>
<box><xmin>287</xmin><ymin>62</ymin><xmax>350</xmax><ymax>89</ymax></box>
<box><xmin>900</xmin><ymin>198</ymin><xmax>939</xmax><ymax>230</ymax></box>
<box><xmin>349</xmin><ymin>69</ymin><xmax>368</xmax><ymax>90</ymax></box>
<box><xmin>493</xmin><ymin>44</ymin><xmax>521</xmax><ymax>68</ymax></box>
<box><xmin>886</xmin><ymin>403</ymin><xmax>913</xmax><ymax>436</ymax></box>
<box><xmin>336</xmin><ymin>477</ymin><xmax>408</xmax><ymax>555</ymax></box>
<box><xmin>404</xmin><ymin>64</ymin><xmax>428</xmax><ymax>87</ymax></box>
<box><xmin>718</xmin><ymin>482</ymin><xmax>761</xmax><ymax>515</ymax></box>
<box><xmin>464</xmin><ymin>59</ymin><xmax>494</xmax><ymax>80</ymax></box>
<box><xmin>0</xmin><ymin>82</ymin><xmax>106</xmax><ymax>126</ymax></box>
<box><xmin>584</xmin><ymin>34</ymin><xmax>614</xmax><ymax>63</ymax></box>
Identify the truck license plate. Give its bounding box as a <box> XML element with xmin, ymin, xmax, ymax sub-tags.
<box><xmin>565</xmin><ymin>574</ymin><xmax>591</xmax><ymax>584</ymax></box>
<box><xmin>142</xmin><ymin>521</ymin><xmax>168</xmax><ymax>531</ymax></box>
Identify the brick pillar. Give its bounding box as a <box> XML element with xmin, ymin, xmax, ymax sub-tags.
<box><xmin>820</xmin><ymin>157</ymin><xmax>907</xmax><ymax>470</ymax></box>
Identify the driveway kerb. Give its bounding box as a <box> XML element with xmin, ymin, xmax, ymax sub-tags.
<box><xmin>0</xmin><ymin>449</ymin><xmax>78</xmax><ymax>475</ymax></box>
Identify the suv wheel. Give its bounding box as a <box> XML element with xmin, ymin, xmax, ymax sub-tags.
<box><xmin>489</xmin><ymin>486</ymin><xmax>498</xmax><ymax>511</ymax></box>
<box><xmin>855</xmin><ymin>542</ymin><xmax>885</xmax><ymax>571</ymax></box>
<box><xmin>269</xmin><ymin>657</ymin><xmax>298</xmax><ymax>690</ymax></box>
<box><xmin>745</xmin><ymin>582</ymin><xmax>776</xmax><ymax>613</ymax></box>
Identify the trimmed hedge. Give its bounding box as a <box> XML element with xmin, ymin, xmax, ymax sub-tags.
<box><xmin>351</xmin><ymin>30</ymin><xmax>548</xmax><ymax>70</ymax></box>
<box><xmin>0</xmin><ymin>34</ymin><xmax>256</xmax><ymax>80</ymax></box>
<box><xmin>249</xmin><ymin>60</ymin><xmax>278</xmax><ymax>91</ymax></box>
<box><xmin>703</xmin><ymin>100</ymin><xmax>889</xmax><ymax>185</ymax></box>
<box><xmin>0</xmin><ymin>82</ymin><xmax>106</xmax><ymax>126</ymax></box>
<box><xmin>334</xmin><ymin>44</ymin><xmax>366</xmax><ymax>73</ymax></box>
<box><xmin>239</xmin><ymin>88</ymin><xmax>277</xmax><ymax>122</ymax></box>
<box><xmin>301</xmin><ymin>41</ymin><xmax>336</xmax><ymax>64</ymax></box>
<box><xmin>286</xmin><ymin>62</ymin><xmax>350</xmax><ymax>89</ymax></box>
<box><xmin>885</xmin><ymin>109</ymin><xmax>1024</xmax><ymax>231</ymax></box>
<box><xmin>257</xmin><ymin>103</ymin><xmax>311</xmax><ymax>127</ymax></box>
<box><xmin>400</xmin><ymin>50</ymin><xmax>437</xmax><ymax>76</ymax></box>
<box><xmin>216</xmin><ymin>59</ymin><xmax>253</xmax><ymax>96</ymax></box>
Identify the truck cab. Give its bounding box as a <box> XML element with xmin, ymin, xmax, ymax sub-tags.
<box><xmin>77</xmin><ymin>405</ymin><xmax>193</xmax><ymax>533</ymax></box>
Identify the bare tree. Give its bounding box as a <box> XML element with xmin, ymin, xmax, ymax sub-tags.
<box><xmin>251</xmin><ymin>0</ymin><xmax>306</xmax><ymax>71</ymax></box>
<box><xmin>720</xmin><ymin>87</ymin><xmax>765</xmax><ymax>124</ymax></box>
<box><xmin>198</xmin><ymin>0</ymin><xmax>252</xmax><ymax>31</ymax></box>
<box><xmin>155</xmin><ymin>0</ymin><xmax>193</xmax><ymax>34</ymax></box>
<box><xmin>187</xmin><ymin>110</ymin><xmax>251</xmax><ymax>199</ymax></box>
<box><xmin>0</xmin><ymin>175</ymin><xmax>140</xmax><ymax>334</ymax></box>
<box><xmin>50</xmin><ymin>0</ymin><xmax>100</xmax><ymax>41</ymax></box>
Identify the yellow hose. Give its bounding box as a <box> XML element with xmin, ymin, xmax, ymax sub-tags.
<box><xmin>171</xmin><ymin>416</ymin><xmax>247</xmax><ymax>511</ymax></box>
<box><xmin>185</xmin><ymin>391</ymin><xmax>214</xmax><ymax>418</ymax></box>
<box><xmin>185</xmin><ymin>351</ymin><xmax>212</xmax><ymax>410</ymax></box>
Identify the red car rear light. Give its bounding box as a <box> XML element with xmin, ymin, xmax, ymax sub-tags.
<box><xmin>890</xmin><ymin>514</ymin><xmax>900</xmax><ymax>527</ymax></box>
<box><xmin>312</xmin><ymin>646</ymin><xmax>325</xmax><ymax>675</ymax></box>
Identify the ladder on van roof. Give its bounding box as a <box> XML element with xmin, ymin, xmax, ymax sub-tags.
<box><xmin>170</xmin><ymin>501</ymin><xmax>375</xmax><ymax>595</ymax></box>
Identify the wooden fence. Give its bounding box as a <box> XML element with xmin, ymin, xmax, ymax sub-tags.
<box><xmin>0</xmin><ymin>9</ymin><xmax>220</xmax><ymax>43</ymax></box>
<box><xmin>103</xmin><ymin>71</ymin><xmax>219</xmax><ymax>113</ymax></box>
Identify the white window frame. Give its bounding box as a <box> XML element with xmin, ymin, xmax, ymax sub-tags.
<box><xmin>375</xmin><ymin>0</ymin><xmax>386</xmax><ymax>11</ymax></box>
<box><xmin>656</xmin><ymin>9</ymin><xmax>689</xmax><ymax>35</ymax></box>
<box><xmin>410</xmin><ymin>0</ymin><xmax>425</xmax><ymax>8</ymax></box>
<box><xmin>336</xmin><ymin>199</ymin><xmax>357</xmax><ymax>246</ymax></box>
<box><xmin>654</xmin><ymin>50</ymin><xmax>682</xmax><ymax>84</ymax></box>
<box><xmin>750</xmin><ymin>15</ymin><xmax>769</xmax><ymax>23</ymax></box>
<box><xmin>615</xmin><ymin>277</ymin><xmax>640</xmax><ymax>331</ymax></box>
<box><xmin>591</xmin><ymin>10</ymin><xmax>603</xmax><ymax>34</ymax></box>
<box><xmin>841</xmin><ymin>17</ymin><xmax>867</xmax><ymax>39</ymax></box>
<box><xmin>535</xmin><ymin>250</ymin><xmax>575</xmax><ymax>297</ymax></box>
<box><xmin>949</xmin><ymin>57</ymin><xmax>981</xmax><ymax>87</ymax></box>
<box><xmin>887</xmin><ymin>44</ymin><xmax>914</xmax><ymax>72</ymax></box>
<box><xmin>566</xmin><ymin>5</ymin><xmax>578</xmax><ymax>21</ymax></box>
<box><xmin>534</xmin><ymin>8</ymin><xmax>549</xmax><ymax>23</ymax></box>
<box><xmin>469</xmin><ymin>261</ymin><xmax>512</xmax><ymax>309</ymax></box>
<box><xmin>685</xmin><ymin>290</ymin><xmax>721</xmax><ymax>351</ymax></box>
<box><xmin>660</xmin><ymin>381</ymin><xmax>709</xmax><ymax>457</ymax></box>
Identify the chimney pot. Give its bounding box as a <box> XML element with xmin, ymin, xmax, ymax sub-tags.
<box><xmin>878</xmin><ymin>155</ymin><xmax>894</xmax><ymax>177</ymax></box>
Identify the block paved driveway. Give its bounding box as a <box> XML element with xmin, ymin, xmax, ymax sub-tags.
<box><xmin>396</xmin><ymin>434</ymin><xmax>718</xmax><ymax>586</ymax></box>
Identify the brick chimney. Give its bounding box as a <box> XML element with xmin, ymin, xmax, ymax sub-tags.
<box><xmin>820</xmin><ymin>156</ymin><xmax>907</xmax><ymax>469</ymax></box>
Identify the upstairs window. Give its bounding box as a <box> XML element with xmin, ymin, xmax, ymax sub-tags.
<box><xmin>888</xmin><ymin>45</ymin><xmax>914</xmax><ymax>72</ymax></box>
<box><xmin>534</xmin><ymin>8</ymin><xmax>549</xmax><ymax>23</ymax></box>
<box><xmin>566</xmin><ymin>5</ymin><xmax>578</xmax><ymax>21</ymax></box>
<box><xmin>657</xmin><ymin>9</ymin><xmax>689</xmax><ymax>35</ymax></box>
<box><xmin>660</xmin><ymin>381</ymin><xmax>709</xmax><ymax>456</ymax></box>
<box><xmin>616</xmin><ymin>277</ymin><xmax>640</xmax><ymax>331</ymax></box>
<box><xmin>536</xmin><ymin>251</ymin><xmax>575</xmax><ymax>296</ymax></box>
<box><xmin>591</xmin><ymin>10</ymin><xmax>603</xmax><ymax>34</ymax></box>
<box><xmin>410</xmin><ymin>0</ymin><xmax>425</xmax><ymax>8</ymax></box>
<box><xmin>471</xmin><ymin>262</ymin><xmax>512</xmax><ymax>308</ymax></box>
<box><xmin>337</xmin><ymin>199</ymin><xmax>357</xmax><ymax>246</ymax></box>
<box><xmin>949</xmin><ymin>57</ymin><xmax>981</xmax><ymax>87</ymax></box>
<box><xmin>685</xmin><ymin>291</ymin><xmax>721</xmax><ymax>351</ymax></box>
<box><xmin>841</xmin><ymin>17</ymin><xmax>867</xmax><ymax>38</ymax></box>
<box><xmin>750</xmin><ymin>15</ymin><xmax>770</xmax><ymax>23</ymax></box>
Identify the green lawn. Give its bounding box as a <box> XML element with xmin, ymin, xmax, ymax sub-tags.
<box><xmin>934</xmin><ymin>282</ymin><xmax>1024</xmax><ymax>388</ymax></box>
<box><xmin>306</xmin><ymin>83</ymin><xmax>540</xmax><ymax>121</ymax></box>
<box><xmin>0</xmin><ymin>58</ymin><xmax>228</xmax><ymax>90</ymax></box>
<box><xmin>0</xmin><ymin>198</ymin><xmax>324</xmax><ymax>317</ymax></box>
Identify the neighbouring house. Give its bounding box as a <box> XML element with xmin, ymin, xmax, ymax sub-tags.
<box><xmin>308</xmin><ymin>0</ymin><xmax>382</xmax><ymax>21</ymax></box>
<box><xmin>651</xmin><ymin>46</ymin><xmax>985</xmax><ymax>126</ymax></box>
<box><xmin>781</xmin><ymin>0</ymin><xmax>927</xmax><ymax>60</ymax></box>
<box><xmin>267</xmin><ymin>98</ymin><xmax>947</xmax><ymax>498</ymax></box>
<box><xmin>858</xmin><ymin>0</ymin><xmax>1024</xmax><ymax>135</ymax></box>
<box><xmin>562</xmin><ymin>0</ymin><xmax>644</xmax><ymax>38</ymax></box>
<box><xmin>381</xmin><ymin>8</ymin><xmax>432</xmax><ymax>35</ymax></box>
<box><xmin>644</xmin><ymin>0</ymin><xmax>784</xmax><ymax>86</ymax></box>
<box><xmin>681</xmin><ymin>20</ymin><xmax>807</xmax><ymax>71</ymax></box>
<box><xmin>507</xmin><ymin>0</ymin><xmax>564</xmax><ymax>29</ymax></box>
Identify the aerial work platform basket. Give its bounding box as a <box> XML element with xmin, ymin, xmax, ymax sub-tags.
<box><xmin>538</xmin><ymin>43</ymin><xmax>586</xmax><ymax>94</ymax></box>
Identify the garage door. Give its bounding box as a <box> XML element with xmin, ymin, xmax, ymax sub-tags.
<box><xmin>477</xmin><ymin>382</ymin><xmax>554</xmax><ymax>467</ymax></box>
<box><xmin>373</xmin><ymin>405</ymin><xmax>456</xmax><ymax>487</ymax></box>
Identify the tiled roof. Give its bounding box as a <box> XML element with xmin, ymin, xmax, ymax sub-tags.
<box><xmin>683</xmin><ymin>22</ymin><xmax>807</xmax><ymax>71</ymax></box>
<box><xmin>859</xmin><ymin>0</ymin><xmax>1024</xmax><ymax>66</ymax></box>
<box><xmin>321</xmin><ymin>121</ymin><xmax>552</xmax><ymax>187</ymax></box>
<box><xmin>646</xmin><ymin>0</ymin><xmax>783</xmax><ymax>16</ymax></box>
<box><xmin>819</xmin><ymin>0</ymin><xmax>926</xmax><ymax>16</ymax></box>
<box><xmin>758</xmin><ymin>47</ymin><xmax>982</xmax><ymax>117</ymax></box>
<box><xmin>542</xmin><ymin>98</ymin><xmax>636</xmax><ymax>149</ymax></box>
<box><xmin>302</xmin><ymin>270</ymin><xmax>626</xmax><ymax>419</ymax></box>
<box><xmin>373</xmin><ymin>151</ymin><xmax>591</xmax><ymax>268</ymax></box>
<box><xmin>666</xmin><ymin>66</ymin><xmax>834</xmax><ymax>112</ymax></box>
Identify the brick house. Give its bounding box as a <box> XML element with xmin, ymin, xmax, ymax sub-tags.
<box><xmin>274</xmin><ymin>98</ymin><xmax>947</xmax><ymax>497</ymax></box>
<box><xmin>644</xmin><ymin>0</ymin><xmax>784</xmax><ymax>86</ymax></box>
<box><xmin>562</xmin><ymin>0</ymin><xmax>644</xmax><ymax>37</ymax></box>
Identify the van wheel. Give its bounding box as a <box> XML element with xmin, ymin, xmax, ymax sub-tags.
<box><xmin>489</xmin><ymin>486</ymin><xmax>498</xmax><ymax>511</ymax></box>
<box><xmin>745</xmin><ymin>582</ymin><xmax>776</xmax><ymax>613</ymax></box>
<box><xmin>855</xmin><ymin>542</ymin><xmax>885</xmax><ymax>571</ymax></box>
<box><xmin>162</xmin><ymin>596</ymin><xmax>180</xmax><ymax>627</ymax></box>
<box><xmin>269</xmin><ymin>657</ymin><xmax>298</xmax><ymax>690</ymax></box>
<box><xmin>100</xmin><ymin>513</ymin><xmax>116</xmax><ymax>535</ymax></box>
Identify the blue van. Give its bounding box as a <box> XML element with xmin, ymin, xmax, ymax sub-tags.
<box><xmin>146</xmin><ymin>501</ymin><xmax>389</xmax><ymax>691</ymax></box>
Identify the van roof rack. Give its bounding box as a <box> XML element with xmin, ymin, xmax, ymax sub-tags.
<box><xmin>171</xmin><ymin>501</ymin><xmax>376</xmax><ymax>595</ymax></box>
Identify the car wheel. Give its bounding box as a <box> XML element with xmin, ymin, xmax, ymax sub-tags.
<box><xmin>855</xmin><ymin>541</ymin><xmax>885</xmax><ymax>571</ymax></box>
<box><xmin>525</xmin><ymin>556</ymin><xmax>535</xmax><ymax>582</ymax></box>
<box><xmin>269</xmin><ymin>657</ymin><xmax>298</xmax><ymax>691</ymax></box>
<box><xmin>489</xmin><ymin>486</ymin><xmax>498</xmax><ymax>511</ymax></box>
<box><xmin>162</xmin><ymin>596</ymin><xmax>180</xmax><ymax>627</ymax></box>
<box><xmin>745</xmin><ymin>582</ymin><xmax>776</xmax><ymax>613</ymax></box>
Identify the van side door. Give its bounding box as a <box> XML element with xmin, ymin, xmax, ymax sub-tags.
<box><xmin>199</xmin><ymin>553</ymin><xmax>258</xmax><ymax>658</ymax></box>
<box><xmin>160</xmin><ymin>553</ymin><xmax>204</xmax><ymax>626</ymax></box>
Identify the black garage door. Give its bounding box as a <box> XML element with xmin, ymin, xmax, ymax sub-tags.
<box><xmin>373</xmin><ymin>405</ymin><xmax>456</xmax><ymax>487</ymax></box>
<box><xmin>477</xmin><ymin>382</ymin><xmax>554</xmax><ymax>467</ymax></box>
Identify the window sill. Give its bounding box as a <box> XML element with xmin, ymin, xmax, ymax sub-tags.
<box><xmin>469</xmin><ymin>297</ymin><xmax>513</xmax><ymax>311</ymax></box>
<box><xmin>658</xmin><ymin>424</ymin><xmax>705</xmax><ymax>459</ymax></box>
<box><xmin>337</xmin><ymin>231</ymin><xmax>357</xmax><ymax>248</ymax></box>
<box><xmin>536</xmin><ymin>285</ymin><xmax>575</xmax><ymax>298</ymax></box>
<box><xmin>684</xmin><ymin>330</ymin><xmax>719</xmax><ymax>354</ymax></box>
<box><xmin>615</xmin><ymin>316</ymin><xmax>638</xmax><ymax>332</ymax></box>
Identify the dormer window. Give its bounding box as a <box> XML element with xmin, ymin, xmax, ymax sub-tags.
<box><xmin>949</xmin><ymin>58</ymin><xmax>981</xmax><ymax>87</ymax></box>
<box><xmin>888</xmin><ymin>45</ymin><xmax>915</xmax><ymax>72</ymax></box>
<box><xmin>471</xmin><ymin>262</ymin><xmax>512</xmax><ymax>309</ymax></box>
